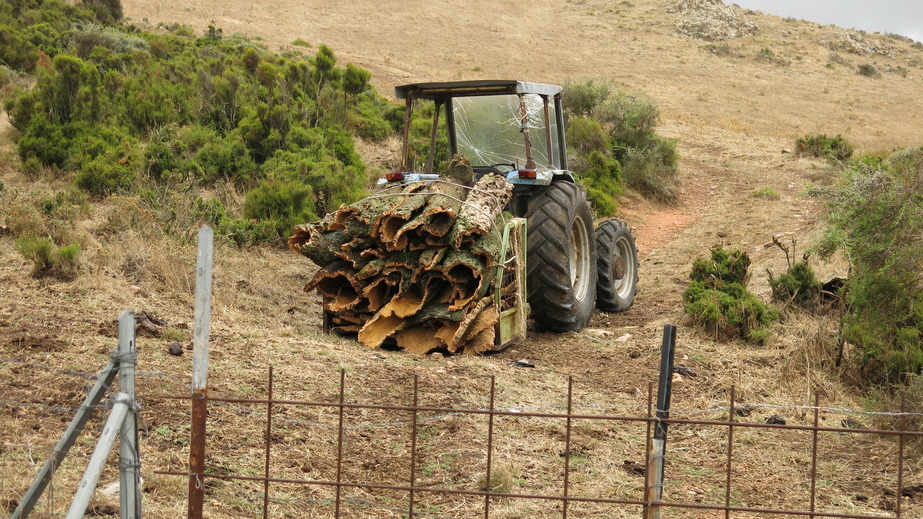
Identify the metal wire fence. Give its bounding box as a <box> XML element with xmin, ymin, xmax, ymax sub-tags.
<box><xmin>144</xmin><ymin>365</ymin><xmax>922</xmax><ymax>519</ymax></box>
<box><xmin>5</xmin><ymin>353</ymin><xmax>923</xmax><ymax>518</ymax></box>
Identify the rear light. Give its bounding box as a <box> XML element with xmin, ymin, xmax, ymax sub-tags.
<box><xmin>385</xmin><ymin>172</ymin><xmax>405</xmax><ymax>182</ymax></box>
<box><xmin>518</xmin><ymin>169</ymin><xmax>536</xmax><ymax>180</ymax></box>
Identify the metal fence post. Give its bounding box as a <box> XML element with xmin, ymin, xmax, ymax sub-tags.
<box><xmin>645</xmin><ymin>324</ymin><xmax>677</xmax><ymax>519</ymax></box>
<box><xmin>188</xmin><ymin>225</ymin><xmax>214</xmax><ymax>519</ymax></box>
<box><xmin>65</xmin><ymin>392</ymin><xmax>131</xmax><ymax>519</ymax></box>
<box><xmin>12</xmin><ymin>356</ymin><xmax>121</xmax><ymax>519</ymax></box>
<box><xmin>118</xmin><ymin>310</ymin><xmax>141</xmax><ymax>518</ymax></box>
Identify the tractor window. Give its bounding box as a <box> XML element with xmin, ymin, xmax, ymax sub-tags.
<box><xmin>453</xmin><ymin>94</ymin><xmax>559</xmax><ymax>170</ymax></box>
<box><xmin>407</xmin><ymin>100</ymin><xmax>450</xmax><ymax>173</ymax></box>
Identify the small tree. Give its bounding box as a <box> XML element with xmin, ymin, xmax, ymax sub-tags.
<box><xmin>817</xmin><ymin>147</ymin><xmax>923</xmax><ymax>380</ymax></box>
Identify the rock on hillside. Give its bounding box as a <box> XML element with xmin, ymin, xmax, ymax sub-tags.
<box><xmin>668</xmin><ymin>0</ymin><xmax>759</xmax><ymax>41</ymax></box>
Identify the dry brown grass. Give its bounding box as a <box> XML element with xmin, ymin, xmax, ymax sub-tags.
<box><xmin>3</xmin><ymin>0</ymin><xmax>923</xmax><ymax>517</ymax></box>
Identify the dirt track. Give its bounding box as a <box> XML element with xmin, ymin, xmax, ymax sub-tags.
<box><xmin>3</xmin><ymin>1</ymin><xmax>923</xmax><ymax>516</ymax></box>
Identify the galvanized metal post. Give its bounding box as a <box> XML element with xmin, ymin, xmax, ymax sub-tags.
<box><xmin>12</xmin><ymin>357</ymin><xmax>121</xmax><ymax>519</ymax></box>
<box><xmin>188</xmin><ymin>225</ymin><xmax>214</xmax><ymax>519</ymax></box>
<box><xmin>65</xmin><ymin>392</ymin><xmax>131</xmax><ymax>519</ymax></box>
<box><xmin>118</xmin><ymin>310</ymin><xmax>141</xmax><ymax>518</ymax></box>
<box><xmin>645</xmin><ymin>324</ymin><xmax>677</xmax><ymax>519</ymax></box>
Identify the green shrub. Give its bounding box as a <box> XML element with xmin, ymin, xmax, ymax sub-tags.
<box><xmin>795</xmin><ymin>133</ymin><xmax>854</xmax><ymax>161</ymax></box>
<box><xmin>74</xmin><ymin>156</ymin><xmax>136</xmax><ymax>196</ymax></box>
<box><xmin>5</xmin><ymin>14</ymin><xmax>401</xmax><ymax>244</ymax></box>
<box><xmin>80</xmin><ymin>0</ymin><xmax>124</xmax><ymax>23</ymax></box>
<box><xmin>561</xmin><ymin>80</ymin><xmax>609</xmax><ymax>118</ymax></box>
<box><xmin>684</xmin><ymin>248</ymin><xmax>777</xmax><ymax>343</ymax></box>
<box><xmin>567</xmin><ymin>117</ymin><xmax>609</xmax><ymax>156</ymax></box>
<box><xmin>71</xmin><ymin>23</ymin><xmax>147</xmax><ymax>58</ymax></box>
<box><xmin>578</xmin><ymin>150</ymin><xmax>622</xmax><ymax>216</ymax></box>
<box><xmin>768</xmin><ymin>261</ymin><xmax>822</xmax><ymax>306</ymax></box>
<box><xmin>241</xmin><ymin>178</ymin><xmax>318</xmax><ymax>241</ymax></box>
<box><xmin>619</xmin><ymin>136</ymin><xmax>680</xmax><ymax>202</ymax></box>
<box><xmin>857</xmin><ymin>64</ymin><xmax>880</xmax><ymax>77</ymax></box>
<box><xmin>817</xmin><ymin>147</ymin><xmax>923</xmax><ymax>379</ymax></box>
<box><xmin>690</xmin><ymin>247</ymin><xmax>750</xmax><ymax>286</ymax></box>
<box><xmin>562</xmin><ymin>80</ymin><xmax>680</xmax><ymax>203</ymax></box>
<box><xmin>15</xmin><ymin>234</ymin><xmax>81</xmax><ymax>280</ymax></box>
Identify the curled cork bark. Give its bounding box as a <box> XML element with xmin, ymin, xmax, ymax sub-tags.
<box><xmin>291</xmin><ymin>164</ymin><xmax>516</xmax><ymax>354</ymax></box>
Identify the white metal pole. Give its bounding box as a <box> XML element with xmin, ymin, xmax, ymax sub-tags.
<box><xmin>12</xmin><ymin>359</ymin><xmax>120</xmax><ymax>519</ymax></box>
<box><xmin>118</xmin><ymin>310</ymin><xmax>141</xmax><ymax>518</ymax></box>
<box><xmin>65</xmin><ymin>393</ymin><xmax>131</xmax><ymax>519</ymax></box>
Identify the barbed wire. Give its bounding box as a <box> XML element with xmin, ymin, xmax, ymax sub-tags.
<box><xmin>0</xmin><ymin>355</ymin><xmax>178</xmax><ymax>382</ymax></box>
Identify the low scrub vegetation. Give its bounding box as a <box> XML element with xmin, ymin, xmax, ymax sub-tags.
<box><xmin>563</xmin><ymin>80</ymin><xmax>680</xmax><ymax>213</ymax></box>
<box><xmin>795</xmin><ymin>133</ymin><xmax>854</xmax><ymax>161</ymax></box>
<box><xmin>769</xmin><ymin>262</ymin><xmax>822</xmax><ymax>308</ymax></box>
<box><xmin>2</xmin><ymin>0</ymin><xmax>398</xmax><ymax>246</ymax></box>
<box><xmin>683</xmin><ymin>247</ymin><xmax>778</xmax><ymax>344</ymax></box>
<box><xmin>817</xmin><ymin>147</ymin><xmax>923</xmax><ymax>380</ymax></box>
<box><xmin>15</xmin><ymin>234</ymin><xmax>82</xmax><ymax>280</ymax></box>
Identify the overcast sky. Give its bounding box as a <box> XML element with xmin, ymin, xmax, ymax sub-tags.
<box><xmin>732</xmin><ymin>0</ymin><xmax>923</xmax><ymax>42</ymax></box>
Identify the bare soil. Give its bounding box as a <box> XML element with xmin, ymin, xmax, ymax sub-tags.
<box><xmin>2</xmin><ymin>1</ymin><xmax>923</xmax><ymax>517</ymax></box>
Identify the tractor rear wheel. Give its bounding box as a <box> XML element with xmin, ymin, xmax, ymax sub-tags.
<box><xmin>525</xmin><ymin>181</ymin><xmax>597</xmax><ymax>332</ymax></box>
<box><xmin>595</xmin><ymin>218</ymin><xmax>638</xmax><ymax>312</ymax></box>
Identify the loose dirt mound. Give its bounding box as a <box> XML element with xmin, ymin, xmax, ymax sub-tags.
<box><xmin>668</xmin><ymin>0</ymin><xmax>759</xmax><ymax>41</ymax></box>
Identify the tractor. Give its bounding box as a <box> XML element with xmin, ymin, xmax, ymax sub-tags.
<box><xmin>385</xmin><ymin>80</ymin><xmax>639</xmax><ymax>335</ymax></box>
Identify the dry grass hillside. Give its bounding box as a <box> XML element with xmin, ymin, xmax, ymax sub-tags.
<box><xmin>2</xmin><ymin>0</ymin><xmax>923</xmax><ymax>517</ymax></box>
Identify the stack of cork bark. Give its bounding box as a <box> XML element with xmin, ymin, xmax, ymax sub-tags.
<box><xmin>289</xmin><ymin>157</ymin><xmax>514</xmax><ymax>354</ymax></box>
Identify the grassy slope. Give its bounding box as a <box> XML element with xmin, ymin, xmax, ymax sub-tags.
<box><xmin>2</xmin><ymin>0</ymin><xmax>922</xmax><ymax>517</ymax></box>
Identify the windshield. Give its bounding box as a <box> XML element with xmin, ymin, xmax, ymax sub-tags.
<box><xmin>453</xmin><ymin>94</ymin><xmax>559</xmax><ymax>169</ymax></box>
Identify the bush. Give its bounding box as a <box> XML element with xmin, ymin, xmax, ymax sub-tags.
<box><xmin>562</xmin><ymin>80</ymin><xmax>680</xmax><ymax>204</ymax></box>
<box><xmin>768</xmin><ymin>261</ymin><xmax>822</xmax><ymax>307</ymax></box>
<box><xmin>241</xmin><ymin>178</ymin><xmax>318</xmax><ymax>242</ymax></box>
<box><xmin>684</xmin><ymin>248</ymin><xmax>778</xmax><ymax>343</ymax></box>
<box><xmin>74</xmin><ymin>156</ymin><xmax>136</xmax><ymax>196</ymax></box>
<box><xmin>5</xmin><ymin>13</ymin><xmax>400</xmax><ymax>244</ymax></box>
<box><xmin>15</xmin><ymin>234</ymin><xmax>81</xmax><ymax>280</ymax></box>
<box><xmin>817</xmin><ymin>147</ymin><xmax>923</xmax><ymax>379</ymax></box>
<box><xmin>795</xmin><ymin>133</ymin><xmax>854</xmax><ymax>161</ymax></box>
<box><xmin>619</xmin><ymin>136</ymin><xmax>680</xmax><ymax>202</ymax></box>
<box><xmin>858</xmin><ymin>64</ymin><xmax>880</xmax><ymax>77</ymax></box>
<box><xmin>71</xmin><ymin>23</ymin><xmax>146</xmax><ymax>58</ymax></box>
<box><xmin>578</xmin><ymin>150</ymin><xmax>622</xmax><ymax>216</ymax></box>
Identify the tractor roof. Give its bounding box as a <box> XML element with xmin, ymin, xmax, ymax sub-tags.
<box><xmin>394</xmin><ymin>80</ymin><xmax>562</xmax><ymax>100</ymax></box>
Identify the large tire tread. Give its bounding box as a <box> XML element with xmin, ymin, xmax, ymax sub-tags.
<box><xmin>526</xmin><ymin>182</ymin><xmax>597</xmax><ymax>332</ymax></box>
<box><xmin>595</xmin><ymin>218</ymin><xmax>639</xmax><ymax>313</ymax></box>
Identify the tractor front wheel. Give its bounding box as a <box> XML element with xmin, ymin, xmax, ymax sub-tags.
<box><xmin>526</xmin><ymin>182</ymin><xmax>597</xmax><ymax>332</ymax></box>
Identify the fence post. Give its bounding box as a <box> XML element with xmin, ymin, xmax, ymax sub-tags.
<box><xmin>188</xmin><ymin>225</ymin><xmax>214</xmax><ymax>519</ymax></box>
<box><xmin>644</xmin><ymin>324</ymin><xmax>677</xmax><ymax>519</ymax></box>
<box><xmin>65</xmin><ymin>392</ymin><xmax>131</xmax><ymax>519</ymax></box>
<box><xmin>118</xmin><ymin>310</ymin><xmax>141</xmax><ymax>518</ymax></box>
<box><xmin>12</xmin><ymin>357</ymin><xmax>121</xmax><ymax>519</ymax></box>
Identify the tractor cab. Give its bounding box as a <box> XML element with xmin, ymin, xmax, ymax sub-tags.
<box><xmin>388</xmin><ymin>80</ymin><xmax>575</xmax><ymax>211</ymax></box>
